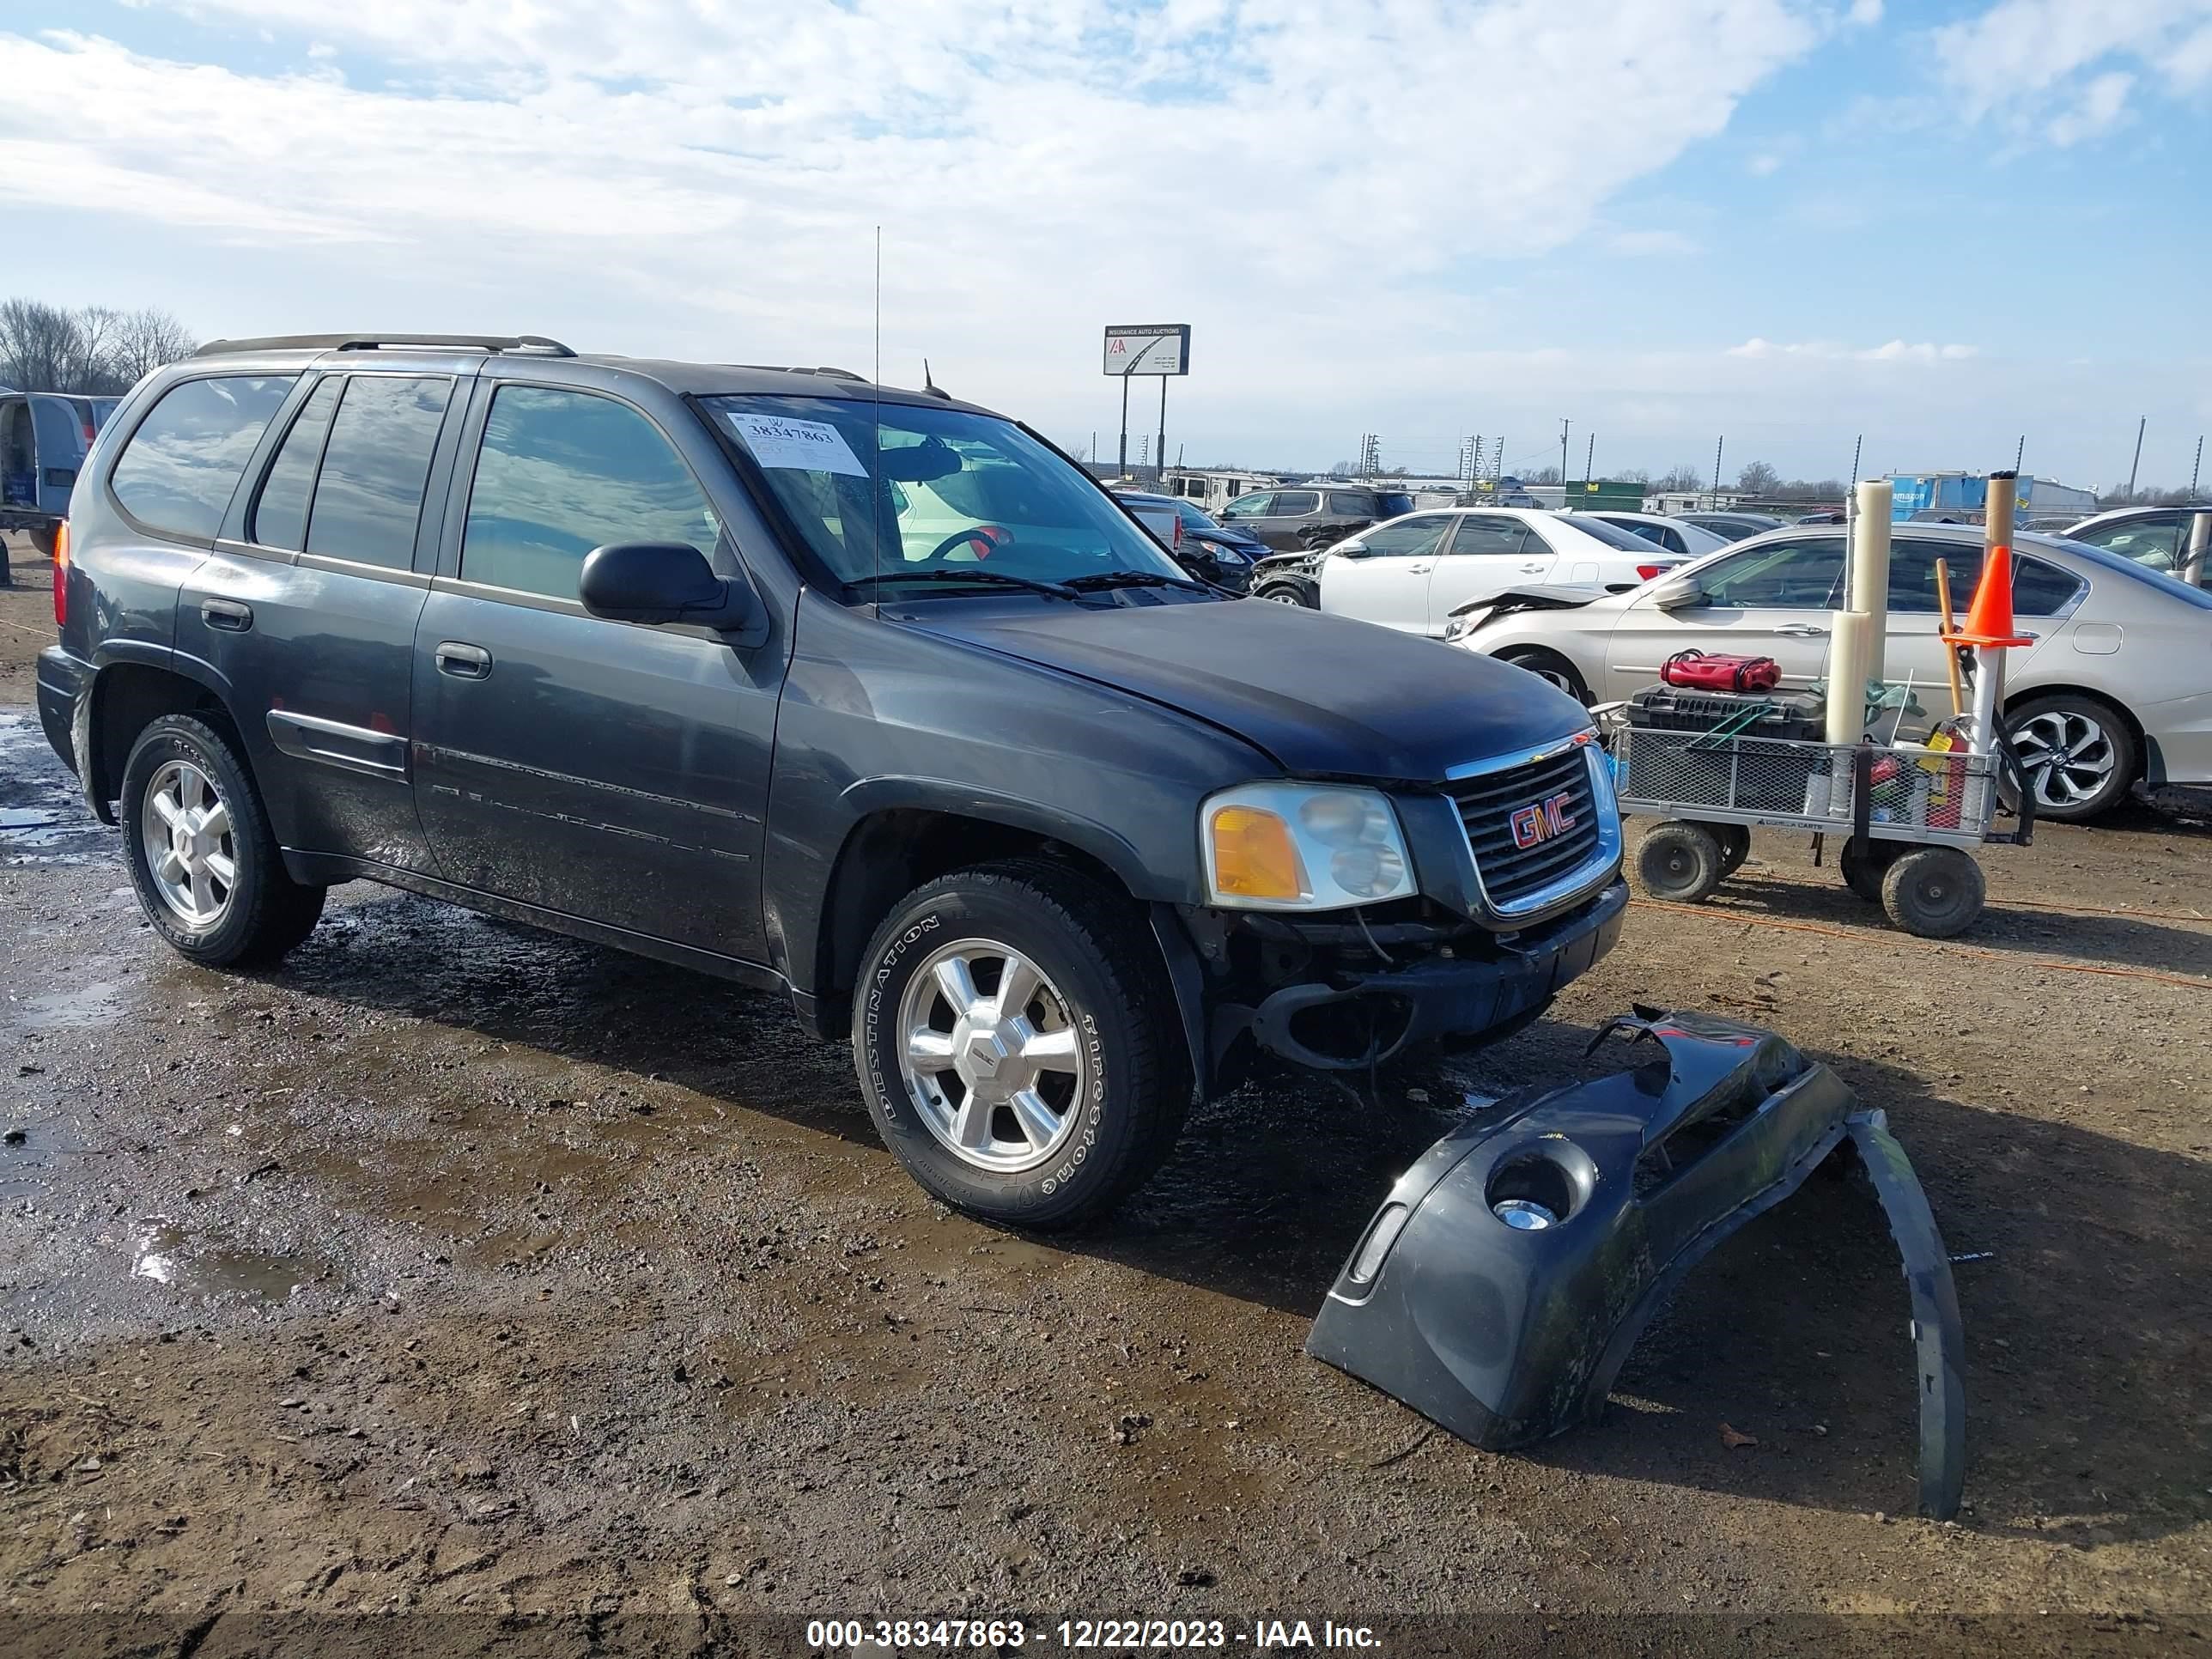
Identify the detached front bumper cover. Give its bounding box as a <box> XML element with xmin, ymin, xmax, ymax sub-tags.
<box><xmin>1306</xmin><ymin>1007</ymin><xmax>1966</xmax><ymax>1519</ymax></box>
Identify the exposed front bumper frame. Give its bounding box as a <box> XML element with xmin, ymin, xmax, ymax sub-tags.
<box><xmin>1231</xmin><ymin>879</ymin><xmax>1627</xmax><ymax>1072</ymax></box>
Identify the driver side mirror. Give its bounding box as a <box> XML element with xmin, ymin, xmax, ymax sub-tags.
<box><xmin>580</xmin><ymin>542</ymin><xmax>769</xmax><ymax>647</ymax></box>
<box><xmin>1650</xmin><ymin>572</ymin><xmax>1705</xmax><ymax>610</ymax></box>
<box><xmin>1333</xmin><ymin>541</ymin><xmax>1369</xmax><ymax>558</ymax></box>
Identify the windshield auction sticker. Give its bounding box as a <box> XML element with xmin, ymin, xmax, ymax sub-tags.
<box><xmin>722</xmin><ymin>411</ymin><xmax>869</xmax><ymax>477</ymax></box>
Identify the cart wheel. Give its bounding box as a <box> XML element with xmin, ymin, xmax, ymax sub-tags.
<box><xmin>1838</xmin><ymin>835</ymin><xmax>1900</xmax><ymax>904</ymax></box>
<box><xmin>1636</xmin><ymin>822</ymin><xmax>1726</xmax><ymax>903</ymax></box>
<box><xmin>1709</xmin><ymin>823</ymin><xmax>1751</xmax><ymax>876</ymax></box>
<box><xmin>1880</xmin><ymin>848</ymin><xmax>1986</xmax><ymax>939</ymax></box>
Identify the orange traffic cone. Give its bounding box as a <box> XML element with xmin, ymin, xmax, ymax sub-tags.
<box><xmin>1942</xmin><ymin>544</ymin><xmax>2034</xmax><ymax>648</ymax></box>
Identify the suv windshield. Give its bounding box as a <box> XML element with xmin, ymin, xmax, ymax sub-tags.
<box><xmin>706</xmin><ymin>396</ymin><xmax>1188</xmax><ymax>594</ymax></box>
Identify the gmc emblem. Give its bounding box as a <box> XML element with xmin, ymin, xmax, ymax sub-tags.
<box><xmin>1509</xmin><ymin>793</ymin><xmax>1578</xmax><ymax>850</ymax></box>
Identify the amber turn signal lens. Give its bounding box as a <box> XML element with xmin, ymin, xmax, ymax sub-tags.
<box><xmin>1209</xmin><ymin>805</ymin><xmax>1307</xmax><ymax>901</ymax></box>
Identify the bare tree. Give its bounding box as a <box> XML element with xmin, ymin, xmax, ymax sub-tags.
<box><xmin>0</xmin><ymin>298</ymin><xmax>196</xmax><ymax>392</ymax></box>
<box><xmin>1656</xmin><ymin>464</ymin><xmax>1705</xmax><ymax>492</ymax></box>
<box><xmin>1735</xmin><ymin>459</ymin><xmax>1781</xmax><ymax>495</ymax></box>
<box><xmin>103</xmin><ymin>307</ymin><xmax>198</xmax><ymax>388</ymax></box>
<box><xmin>1616</xmin><ymin>466</ymin><xmax>1650</xmax><ymax>484</ymax></box>
<box><xmin>0</xmin><ymin>299</ymin><xmax>88</xmax><ymax>391</ymax></box>
<box><xmin>1527</xmin><ymin>465</ymin><xmax>1563</xmax><ymax>485</ymax></box>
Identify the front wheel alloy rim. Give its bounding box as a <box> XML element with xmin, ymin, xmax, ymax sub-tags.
<box><xmin>1262</xmin><ymin>587</ymin><xmax>1303</xmax><ymax>604</ymax></box>
<box><xmin>2012</xmin><ymin>709</ymin><xmax>2116</xmax><ymax>808</ymax></box>
<box><xmin>140</xmin><ymin>759</ymin><xmax>236</xmax><ymax>927</ymax></box>
<box><xmin>896</xmin><ymin>938</ymin><xmax>1089</xmax><ymax>1174</ymax></box>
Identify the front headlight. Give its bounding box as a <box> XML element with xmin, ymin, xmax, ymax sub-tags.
<box><xmin>1201</xmin><ymin>782</ymin><xmax>1416</xmax><ymax>910</ymax></box>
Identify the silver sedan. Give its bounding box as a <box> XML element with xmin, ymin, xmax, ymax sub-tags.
<box><xmin>1450</xmin><ymin>522</ymin><xmax>2212</xmax><ymax>822</ymax></box>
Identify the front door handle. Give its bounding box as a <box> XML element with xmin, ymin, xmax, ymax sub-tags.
<box><xmin>1406</xmin><ymin>562</ymin><xmax>1432</xmax><ymax>574</ymax></box>
<box><xmin>201</xmin><ymin>598</ymin><xmax>252</xmax><ymax>632</ymax></box>
<box><xmin>1773</xmin><ymin>623</ymin><xmax>1829</xmax><ymax>637</ymax></box>
<box><xmin>435</xmin><ymin>641</ymin><xmax>492</xmax><ymax>679</ymax></box>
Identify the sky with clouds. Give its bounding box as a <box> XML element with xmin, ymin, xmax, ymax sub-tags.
<box><xmin>3</xmin><ymin>0</ymin><xmax>2208</xmax><ymax>489</ymax></box>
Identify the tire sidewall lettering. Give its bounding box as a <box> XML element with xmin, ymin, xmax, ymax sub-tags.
<box><xmin>861</xmin><ymin>900</ymin><xmax>1118</xmax><ymax>1208</ymax></box>
<box><xmin>862</xmin><ymin>912</ymin><xmax>941</xmax><ymax>1124</ymax></box>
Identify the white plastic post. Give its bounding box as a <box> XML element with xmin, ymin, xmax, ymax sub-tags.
<box><xmin>1847</xmin><ymin>480</ymin><xmax>1893</xmax><ymax>686</ymax></box>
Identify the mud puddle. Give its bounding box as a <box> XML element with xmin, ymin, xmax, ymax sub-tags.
<box><xmin>127</xmin><ymin>1216</ymin><xmax>325</xmax><ymax>1303</ymax></box>
<box><xmin>0</xmin><ymin>709</ymin><xmax>110</xmax><ymax>866</ymax></box>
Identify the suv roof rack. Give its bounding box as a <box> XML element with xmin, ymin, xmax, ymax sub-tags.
<box><xmin>193</xmin><ymin>333</ymin><xmax>577</xmax><ymax>359</ymax></box>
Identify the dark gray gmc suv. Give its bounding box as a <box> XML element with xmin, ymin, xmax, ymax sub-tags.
<box><xmin>36</xmin><ymin>333</ymin><xmax>1626</xmax><ymax>1225</ymax></box>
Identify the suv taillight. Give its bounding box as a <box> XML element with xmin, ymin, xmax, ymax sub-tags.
<box><xmin>52</xmin><ymin>520</ymin><xmax>69</xmax><ymax>628</ymax></box>
<box><xmin>1173</xmin><ymin>519</ymin><xmax>1183</xmax><ymax>549</ymax></box>
<box><xmin>1636</xmin><ymin>563</ymin><xmax>1663</xmax><ymax>581</ymax></box>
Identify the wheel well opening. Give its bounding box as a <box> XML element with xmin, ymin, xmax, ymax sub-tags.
<box><xmin>811</xmin><ymin>810</ymin><xmax>1129</xmax><ymax>1038</ymax></box>
<box><xmin>92</xmin><ymin>666</ymin><xmax>238</xmax><ymax>811</ymax></box>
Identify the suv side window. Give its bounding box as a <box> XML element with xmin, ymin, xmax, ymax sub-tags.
<box><xmin>1696</xmin><ymin>539</ymin><xmax>1844</xmax><ymax>607</ymax></box>
<box><xmin>1273</xmin><ymin>490</ymin><xmax>1319</xmax><ymax>515</ymax></box>
<box><xmin>1222</xmin><ymin>492</ymin><xmax>1273</xmax><ymax>519</ymax></box>
<box><xmin>304</xmin><ymin>376</ymin><xmax>455</xmax><ymax>569</ymax></box>
<box><xmin>109</xmin><ymin>374</ymin><xmax>298</xmax><ymax>541</ymax></box>
<box><xmin>461</xmin><ymin>386</ymin><xmax>720</xmax><ymax>600</ymax></box>
<box><xmin>250</xmin><ymin>378</ymin><xmax>342</xmax><ymax>551</ymax></box>
<box><xmin>1327</xmin><ymin>491</ymin><xmax>1374</xmax><ymax>515</ymax></box>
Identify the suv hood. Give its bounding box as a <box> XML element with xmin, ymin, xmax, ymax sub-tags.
<box><xmin>907</xmin><ymin>598</ymin><xmax>1590</xmax><ymax>781</ymax></box>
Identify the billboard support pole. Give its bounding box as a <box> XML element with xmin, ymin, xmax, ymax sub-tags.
<box><xmin>1158</xmin><ymin>378</ymin><xmax>1168</xmax><ymax>488</ymax></box>
<box><xmin>1118</xmin><ymin>376</ymin><xmax>1129</xmax><ymax>476</ymax></box>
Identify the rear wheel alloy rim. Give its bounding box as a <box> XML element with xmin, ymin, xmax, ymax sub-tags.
<box><xmin>896</xmin><ymin>938</ymin><xmax>1089</xmax><ymax>1174</ymax></box>
<box><xmin>140</xmin><ymin>759</ymin><xmax>235</xmax><ymax>927</ymax></box>
<box><xmin>2012</xmin><ymin>709</ymin><xmax>2116</xmax><ymax>808</ymax></box>
<box><xmin>1262</xmin><ymin>588</ymin><xmax>1302</xmax><ymax>605</ymax></box>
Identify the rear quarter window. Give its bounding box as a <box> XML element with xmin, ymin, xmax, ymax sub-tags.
<box><xmin>2013</xmin><ymin>556</ymin><xmax>2085</xmax><ymax>617</ymax></box>
<box><xmin>108</xmin><ymin>375</ymin><xmax>297</xmax><ymax>541</ymax></box>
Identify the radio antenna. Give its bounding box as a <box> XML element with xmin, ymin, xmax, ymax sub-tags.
<box><xmin>872</xmin><ymin>226</ymin><xmax>882</xmax><ymax>387</ymax></box>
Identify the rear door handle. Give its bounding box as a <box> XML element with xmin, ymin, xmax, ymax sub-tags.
<box><xmin>1516</xmin><ymin>562</ymin><xmax>1548</xmax><ymax>573</ymax></box>
<box><xmin>1407</xmin><ymin>563</ymin><xmax>1432</xmax><ymax>574</ymax></box>
<box><xmin>201</xmin><ymin>598</ymin><xmax>252</xmax><ymax>632</ymax></box>
<box><xmin>1773</xmin><ymin>623</ymin><xmax>1829</xmax><ymax>637</ymax></box>
<box><xmin>435</xmin><ymin>641</ymin><xmax>492</xmax><ymax>679</ymax></box>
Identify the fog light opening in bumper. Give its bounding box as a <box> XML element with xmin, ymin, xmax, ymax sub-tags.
<box><xmin>1485</xmin><ymin>1145</ymin><xmax>1591</xmax><ymax>1230</ymax></box>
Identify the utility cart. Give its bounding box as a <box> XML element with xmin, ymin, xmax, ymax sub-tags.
<box><xmin>1601</xmin><ymin>712</ymin><xmax>2028</xmax><ymax>938</ymax></box>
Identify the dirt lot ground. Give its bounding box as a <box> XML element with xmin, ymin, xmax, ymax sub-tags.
<box><xmin>2</xmin><ymin>537</ymin><xmax>2208</xmax><ymax>1653</ymax></box>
